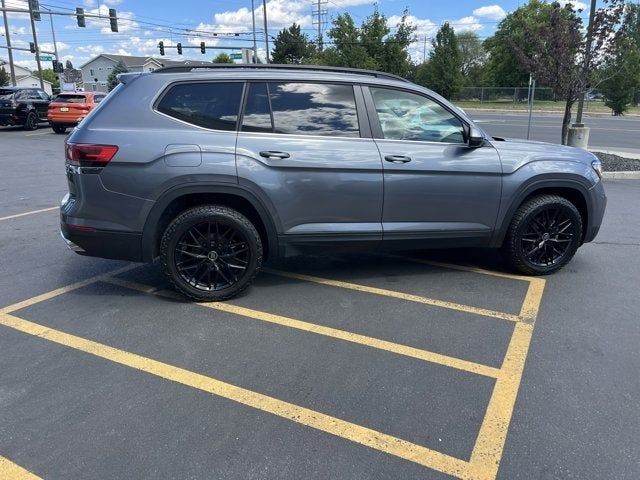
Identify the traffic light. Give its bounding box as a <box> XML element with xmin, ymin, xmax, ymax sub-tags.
<box><xmin>109</xmin><ymin>8</ymin><xmax>118</xmax><ymax>33</ymax></box>
<box><xmin>177</xmin><ymin>43</ymin><xmax>182</xmax><ymax>55</ymax></box>
<box><xmin>159</xmin><ymin>41</ymin><xmax>165</xmax><ymax>56</ymax></box>
<box><xmin>200</xmin><ymin>42</ymin><xmax>205</xmax><ymax>54</ymax></box>
<box><xmin>29</xmin><ymin>0</ymin><xmax>40</xmax><ymax>21</ymax></box>
<box><xmin>76</xmin><ymin>8</ymin><xmax>85</xmax><ymax>27</ymax></box>
<box><xmin>52</xmin><ymin>60</ymin><xmax>64</xmax><ymax>73</ymax></box>
<box><xmin>29</xmin><ymin>42</ymin><xmax>36</xmax><ymax>54</ymax></box>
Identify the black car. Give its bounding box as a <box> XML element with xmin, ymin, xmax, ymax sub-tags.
<box><xmin>0</xmin><ymin>86</ymin><xmax>51</xmax><ymax>130</ymax></box>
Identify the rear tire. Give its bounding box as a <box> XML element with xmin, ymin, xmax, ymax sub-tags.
<box><xmin>160</xmin><ymin>205</ymin><xmax>263</xmax><ymax>301</ymax></box>
<box><xmin>24</xmin><ymin>112</ymin><xmax>38</xmax><ymax>131</ymax></box>
<box><xmin>52</xmin><ymin>124</ymin><xmax>67</xmax><ymax>134</ymax></box>
<box><xmin>504</xmin><ymin>194</ymin><xmax>583</xmax><ymax>275</ymax></box>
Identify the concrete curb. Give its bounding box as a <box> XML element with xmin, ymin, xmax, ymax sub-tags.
<box><xmin>603</xmin><ymin>171</ymin><xmax>640</xmax><ymax>179</ymax></box>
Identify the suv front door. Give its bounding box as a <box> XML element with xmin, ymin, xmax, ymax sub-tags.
<box><xmin>365</xmin><ymin>86</ymin><xmax>502</xmax><ymax>246</ymax></box>
<box><xmin>236</xmin><ymin>81</ymin><xmax>383</xmax><ymax>244</ymax></box>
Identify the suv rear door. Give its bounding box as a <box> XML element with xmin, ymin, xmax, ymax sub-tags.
<box><xmin>364</xmin><ymin>85</ymin><xmax>502</xmax><ymax>245</ymax></box>
<box><xmin>236</xmin><ymin>81</ymin><xmax>383</xmax><ymax>243</ymax></box>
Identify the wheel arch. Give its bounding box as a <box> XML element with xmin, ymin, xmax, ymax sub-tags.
<box><xmin>141</xmin><ymin>184</ymin><xmax>279</xmax><ymax>262</ymax></box>
<box><xmin>491</xmin><ymin>178</ymin><xmax>592</xmax><ymax>248</ymax></box>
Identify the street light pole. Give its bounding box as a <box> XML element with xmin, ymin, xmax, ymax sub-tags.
<box><xmin>1</xmin><ymin>0</ymin><xmax>17</xmax><ymax>85</ymax></box>
<box><xmin>251</xmin><ymin>0</ymin><xmax>257</xmax><ymax>63</ymax></box>
<box><xmin>262</xmin><ymin>0</ymin><xmax>269</xmax><ymax>63</ymax></box>
<box><xmin>574</xmin><ymin>0</ymin><xmax>597</xmax><ymax>126</ymax></box>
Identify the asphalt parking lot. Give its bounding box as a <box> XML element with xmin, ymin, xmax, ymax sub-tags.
<box><xmin>1</xmin><ymin>127</ymin><xmax>639</xmax><ymax>479</ymax></box>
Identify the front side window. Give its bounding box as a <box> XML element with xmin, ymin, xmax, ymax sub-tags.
<box><xmin>156</xmin><ymin>82</ymin><xmax>243</xmax><ymax>131</ymax></box>
<box><xmin>370</xmin><ymin>87</ymin><xmax>465</xmax><ymax>143</ymax></box>
<box><xmin>268</xmin><ymin>82</ymin><xmax>359</xmax><ymax>137</ymax></box>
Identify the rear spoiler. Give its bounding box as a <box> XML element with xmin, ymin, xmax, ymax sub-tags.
<box><xmin>117</xmin><ymin>72</ymin><xmax>143</xmax><ymax>85</ymax></box>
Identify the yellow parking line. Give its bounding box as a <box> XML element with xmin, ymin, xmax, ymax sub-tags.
<box><xmin>518</xmin><ymin>278</ymin><xmax>546</xmax><ymax>324</ymax></box>
<box><xmin>0</xmin><ymin>455</ymin><xmax>41</xmax><ymax>480</ymax></box>
<box><xmin>0</xmin><ymin>264</ymin><xmax>138</xmax><ymax>315</ymax></box>
<box><xmin>264</xmin><ymin>269</ymin><xmax>523</xmax><ymax>323</ymax></box>
<box><xmin>104</xmin><ymin>277</ymin><xmax>502</xmax><ymax>379</ymax></box>
<box><xmin>0</xmin><ymin>311</ymin><xmax>470</xmax><ymax>478</ymax></box>
<box><xmin>0</xmin><ymin>206</ymin><xmax>58</xmax><ymax>222</ymax></box>
<box><xmin>465</xmin><ymin>322</ymin><xmax>536</xmax><ymax>480</ymax></box>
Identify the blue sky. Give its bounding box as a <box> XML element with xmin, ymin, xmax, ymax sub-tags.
<box><xmin>1</xmin><ymin>0</ymin><xmax>590</xmax><ymax>71</ymax></box>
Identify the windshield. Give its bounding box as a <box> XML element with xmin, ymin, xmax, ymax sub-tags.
<box><xmin>52</xmin><ymin>94</ymin><xmax>87</xmax><ymax>103</ymax></box>
<box><xmin>0</xmin><ymin>89</ymin><xmax>16</xmax><ymax>100</ymax></box>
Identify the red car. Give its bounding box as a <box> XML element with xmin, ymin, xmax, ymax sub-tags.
<box><xmin>47</xmin><ymin>92</ymin><xmax>106</xmax><ymax>134</ymax></box>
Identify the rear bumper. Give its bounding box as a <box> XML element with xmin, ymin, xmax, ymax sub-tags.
<box><xmin>60</xmin><ymin>220</ymin><xmax>143</xmax><ymax>261</ymax></box>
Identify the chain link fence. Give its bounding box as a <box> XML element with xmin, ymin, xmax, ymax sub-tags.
<box><xmin>453</xmin><ymin>87</ymin><xmax>640</xmax><ymax>113</ymax></box>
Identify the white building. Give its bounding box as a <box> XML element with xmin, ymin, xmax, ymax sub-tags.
<box><xmin>80</xmin><ymin>55</ymin><xmax>213</xmax><ymax>92</ymax></box>
<box><xmin>0</xmin><ymin>59</ymin><xmax>54</xmax><ymax>95</ymax></box>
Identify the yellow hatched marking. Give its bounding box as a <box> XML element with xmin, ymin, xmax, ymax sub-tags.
<box><xmin>104</xmin><ymin>277</ymin><xmax>502</xmax><ymax>379</ymax></box>
<box><xmin>0</xmin><ymin>455</ymin><xmax>41</xmax><ymax>480</ymax></box>
<box><xmin>0</xmin><ymin>311</ymin><xmax>469</xmax><ymax>478</ymax></box>
<box><xmin>0</xmin><ymin>264</ymin><xmax>138</xmax><ymax>315</ymax></box>
<box><xmin>264</xmin><ymin>268</ymin><xmax>523</xmax><ymax>323</ymax></box>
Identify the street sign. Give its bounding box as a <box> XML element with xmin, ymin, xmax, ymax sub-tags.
<box><xmin>38</xmin><ymin>55</ymin><xmax>53</xmax><ymax>61</ymax></box>
<box><xmin>229</xmin><ymin>53</ymin><xmax>242</xmax><ymax>60</ymax></box>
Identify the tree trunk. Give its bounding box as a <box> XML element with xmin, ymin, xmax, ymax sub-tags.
<box><xmin>561</xmin><ymin>99</ymin><xmax>574</xmax><ymax>145</ymax></box>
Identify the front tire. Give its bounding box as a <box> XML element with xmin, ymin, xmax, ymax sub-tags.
<box><xmin>52</xmin><ymin>124</ymin><xmax>67</xmax><ymax>134</ymax></box>
<box><xmin>160</xmin><ymin>205</ymin><xmax>263</xmax><ymax>301</ymax></box>
<box><xmin>504</xmin><ymin>194</ymin><xmax>583</xmax><ymax>275</ymax></box>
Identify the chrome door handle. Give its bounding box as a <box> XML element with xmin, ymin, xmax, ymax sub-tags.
<box><xmin>260</xmin><ymin>151</ymin><xmax>290</xmax><ymax>159</ymax></box>
<box><xmin>384</xmin><ymin>155</ymin><xmax>412</xmax><ymax>164</ymax></box>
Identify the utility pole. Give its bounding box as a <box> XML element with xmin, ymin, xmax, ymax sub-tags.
<box><xmin>312</xmin><ymin>0</ymin><xmax>327</xmax><ymax>51</ymax></box>
<box><xmin>1</xmin><ymin>0</ymin><xmax>17</xmax><ymax>85</ymax></box>
<box><xmin>251</xmin><ymin>0</ymin><xmax>257</xmax><ymax>63</ymax></box>
<box><xmin>262</xmin><ymin>0</ymin><xmax>269</xmax><ymax>63</ymax></box>
<box><xmin>42</xmin><ymin>6</ymin><xmax>60</xmax><ymax>88</ymax></box>
<box><xmin>27</xmin><ymin>0</ymin><xmax>44</xmax><ymax>89</ymax></box>
<box><xmin>422</xmin><ymin>35</ymin><xmax>427</xmax><ymax>63</ymax></box>
<box><xmin>567</xmin><ymin>0</ymin><xmax>596</xmax><ymax>147</ymax></box>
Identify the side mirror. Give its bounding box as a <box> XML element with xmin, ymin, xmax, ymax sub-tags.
<box><xmin>468</xmin><ymin>126</ymin><xmax>484</xmax><ymax>148</ymax></box>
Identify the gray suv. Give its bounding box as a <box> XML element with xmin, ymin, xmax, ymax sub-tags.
<box><xmin>60</xmin><ymin>65</ymin><xmax>607</xmax><ymax>300</ymax></box>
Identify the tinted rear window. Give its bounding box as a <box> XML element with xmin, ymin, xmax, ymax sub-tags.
<box><xmin>156</xmin><ymin>82</ymin><xmax>243</xmax><ymax>131</ymax></box>
<box><xmin>0</xmin><ymin>89</ymin><xmax>15</xmax><ymax>100</ymax></box>
<box><xmin>268</xmin><ymin>82</ymin><xmax>359</xmax><ymax>137</ymax></box>
<box><xmin>52</xmin><ymin>94</ymin><xmax>87</xmax><ymax>103</ymax></box>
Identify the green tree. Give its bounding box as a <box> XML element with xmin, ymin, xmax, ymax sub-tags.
<box><xmin>508</xmin><ymin>0</ymin><xmax>626</xmax><ymax>143</ymax></box>
<box><xmin>482</xmin><ymin>1</ymin><xmax>547</xmax><ymax>87</ymax></box>
<box><xmin>65</xmin><ymin>60</ymin><xmax>74</xmax><ymax>70</ymax></box>
<box><xmin>456</xmin><ymin>31</ymin><xmax>486</xmax><ymax>86</ymax></box>
<box><xmin>212</xmin><ymin>53</ymin><xmax>234</xmax><ymax>64</ymax></box>
<box><xmin>271</xmin><ymin>23</ymin><xmax>316</xmax><ymax>64</ymax></box>
<box><xmin>415</xmin><ymin>22</ymin><xmax>463</xmax><ymax>100</ymax></box>
<box><xmin>34</xmin><ymin>68</ymin><xmax>59</xmax><ymax>90</ymax></box>
<box><xmin>598</xmin><ymin>5</ymin><xmax>640</xmax><ymax>115</ymax></box>
<box><xmin>106</xmin><ymin>60</ymin><xmax>129</xmax><ymax>92</ymax></box>
<box><xmin>317</xmin><ymin>8</ymin><xmax>415</xmax><ymax>77</ymax></box>
<box><xmin>0</xmin><ymin>67</ymin><xmax>9</xmax><ymax>87</ymax></box>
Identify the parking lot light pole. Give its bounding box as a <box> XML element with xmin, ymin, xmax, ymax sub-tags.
<box><xmin>262</xmin><ymin>0</ymin><xmax>269</xmax><ymax>63</ymax></box>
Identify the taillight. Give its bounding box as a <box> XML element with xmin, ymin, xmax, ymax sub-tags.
<box><xmin>65</xmin><ymin>143</ymin><xmax>118</xmax><ymax>167</ymax></box>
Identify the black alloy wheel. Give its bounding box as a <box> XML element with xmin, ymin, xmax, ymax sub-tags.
<box><xmin>161</xmin><ymin>205</ymin><xmax>262</xmax><ymax>301</ymax></box>
<box><xmin>24</xmin><ymin>112</ymin><xmax>38</xmax><ymax>131</ymax></box>
<box><xmin>505</xmin><ymin>194</ymin><xmax>583</xmax><ymax>275</ymax></box>
<box><xmin>52</xmin><ymin>124</ymin><xmax>67</xmax><ymax>134</ymax></box>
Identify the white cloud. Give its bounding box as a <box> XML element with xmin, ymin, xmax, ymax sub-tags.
<box><xmin>389</xmin><ymin>14</ymin><xmax>438</xmax><ymax>37</ymax></box>
<box><xmin>452</xmin><ymin>16</ymin><xmax>483</xmax><ymax>32</ymax></box>
<box><xmin>557</xmin><ymin>0</ymin><xmax>587</xmax><ymax>11</ymax></box>
<box><xmin>472</xmin><ymin>5</ymin><xmax>507</xmax><ymax>20</ymax></box>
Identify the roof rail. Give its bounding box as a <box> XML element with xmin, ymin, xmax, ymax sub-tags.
<box><xmin>151</xmin><ymin>63</ymin><xmax>411</xmax><ymax>83</ymax></box>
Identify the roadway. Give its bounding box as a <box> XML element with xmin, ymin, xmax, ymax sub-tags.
<box><xmin>466</xmin><ymin>111</ymin><xmax>640</xmax><ymax>153</ymax></box>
